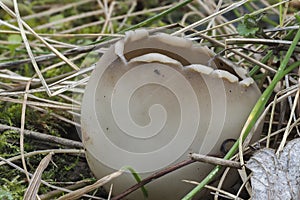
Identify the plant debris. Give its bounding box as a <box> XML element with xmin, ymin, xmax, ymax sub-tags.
<box><xmin>247</xmin><ymin>138</ymin><xmax>300</xmax><ymax>200</ymax></box>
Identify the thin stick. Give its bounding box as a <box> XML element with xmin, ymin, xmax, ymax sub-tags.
<box><xmin>111</xmin><ymin>159</ymin><xmax>196</xmax><ymax>200</ymax></box>
<box><xmin>190</xmin><ymin>153</ymin><xmax>241</xmax><ymax>169</ymax></box>
<box><xmin>0</xmin><ymin>124</ymin><xmax>83</xmax><ymax>149</ymax></box>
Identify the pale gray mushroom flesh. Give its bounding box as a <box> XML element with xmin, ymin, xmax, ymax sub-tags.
<box><xmin>81</xmin><ymin>29</ymin><xmax>262</xmax><ymax>200</ymax></box>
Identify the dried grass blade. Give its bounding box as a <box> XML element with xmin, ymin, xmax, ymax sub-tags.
<box><xmin>172</xmin><ymin>0</ymin><xmax>249</xmax><ymax>36</ymax></box>
<box><xmin>19</xmin><ymin>80</ymin><xmax>31</xmax><ymax>182</ymax></box>
<box><xmin>190</xmin><ymin>0</ymin><xmax>290</xmax><ymax>36</ymax></box>
<box><xmin>0</xmin><ymin>96</ymin><xmax>79</xmax><ymax>110</ymax></box>
<box><xmin>182</xmin><ymin>17</ymin><xmax>300</xmax><ymax>200</ymax></box>
<box><xmin>12</xmin><ymin>0</ymin><xmax>51</xmax><ymax>95</ymax></box>
<box><xmin>0</xmin><ymin>149</ymin><xmax>83</xmax><ymax>167</ymax></box>
<box><xmin>0</xmin><ymin>1</ymin><xmax>80</xmax><ymax>72</ymax></box>
<box><xmin>50</xmin><ymin>76</ymin><xmax>90</xmax><ymax>96</ymax></box>
<box><xmin>277</xmin><ymin>90</ymin><xmax>300</xmax><ymax>154</ymax></box>
<box><xmin>48</xmin><ymin>65</ymin><xmax>94</xmax><ymax>87</ymax></box>
<box><xmin>57</xmin><ymin>170</ymin><xmax>123</xmax><ymax>200</ymax></box>
<box><xmin>23</xmin><ymin>152</ymin><xmax>54</xmax><ymax>200</ymax></box>
<box><xmin>9</xmin><ymin>0</ymin><xmax>94</xmax><ymax>21</ymax></box>
<box><xmin>0</xmin><ymin>154</ymin><xmax>100</xmax><ymax>199</ymax></box>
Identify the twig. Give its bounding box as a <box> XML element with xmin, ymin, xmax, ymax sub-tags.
<box><xmin>111</xmin><ymin>159</ymin><xmax>196</xmax><ymax>200</ymax></box>
<box><xmin>0</xmin><ymin>124</ymin><xmax>83</xmax><ymax>148</ymax></box>
<box><xmin>190</xmin><ymin>153</ymin><xmax>241</xmax><ymax>169</ymax></box>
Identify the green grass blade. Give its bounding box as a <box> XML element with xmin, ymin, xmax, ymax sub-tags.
<box><xmin>279</xmin><ymin>0</ymin><xmax>283</xmax><ymax>27</ymax></box>
<box><xmin>122</xmin><ymin>166</ymin><xmax>148</xmax><ymax>198</ymax></box>
<box><xmin>249</xmin><ymin>50</ymin><xmax>273</xmax><ymax>77</ymax></box>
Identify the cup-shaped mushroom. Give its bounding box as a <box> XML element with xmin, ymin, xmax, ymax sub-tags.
<box><xmin>81</xmin><ymin>29</ymin><xmax>261</xmax><ymax>200</ymax></box>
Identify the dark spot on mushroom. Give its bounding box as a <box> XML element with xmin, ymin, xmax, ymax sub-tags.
<box><xmin>104</xmin><ymin>95</ymin><xmax>106</xmax><ymax>98</ymax></box>
<box><xmin>220</xmin><ymin>139</ymin><xmax>236</xmax><ymax>155</ymax></box>
<box><xmin>154</xmin><ymin>69</ymin><xmax>160</xmax><ymax>75</ymax></box>
<box><xmin>106</xmin><ymin>127</ymin><xmax>109</xmax><ymax>131</ymax></box>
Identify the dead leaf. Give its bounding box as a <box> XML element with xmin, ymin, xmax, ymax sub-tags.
<box><xmin>246</xmin><ymin>138</ymin><xmax>300</xmax><ymax>200</ymax></box>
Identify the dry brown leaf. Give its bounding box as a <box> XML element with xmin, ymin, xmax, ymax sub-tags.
<box><xmin>247</xmin><ymin>138</ymin><xmax>300</xmax><ymax>200</ymax></box>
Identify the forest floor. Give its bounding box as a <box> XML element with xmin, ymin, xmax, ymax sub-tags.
<box><xmin>0</xmin><ymin>0</ymin><xmax>300</xmax><ymax>199</ymax></box>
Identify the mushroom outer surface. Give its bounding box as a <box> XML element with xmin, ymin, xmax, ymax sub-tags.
<box><xmin>81</xmin><ymin>29</ymin><xmax>262</xmax><ymax>200</ymax></box>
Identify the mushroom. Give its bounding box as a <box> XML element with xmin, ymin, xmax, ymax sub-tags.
<box><xmin>81</xmin><ymin>29</ymin><xmax>262</xmax><ymax>199</ymax></box>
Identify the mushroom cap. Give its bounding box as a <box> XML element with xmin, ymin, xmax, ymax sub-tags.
<box><xmin>81</xmin><ymin>29</ymin><xmax>262</xmax><ymax>199</ymax></box>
